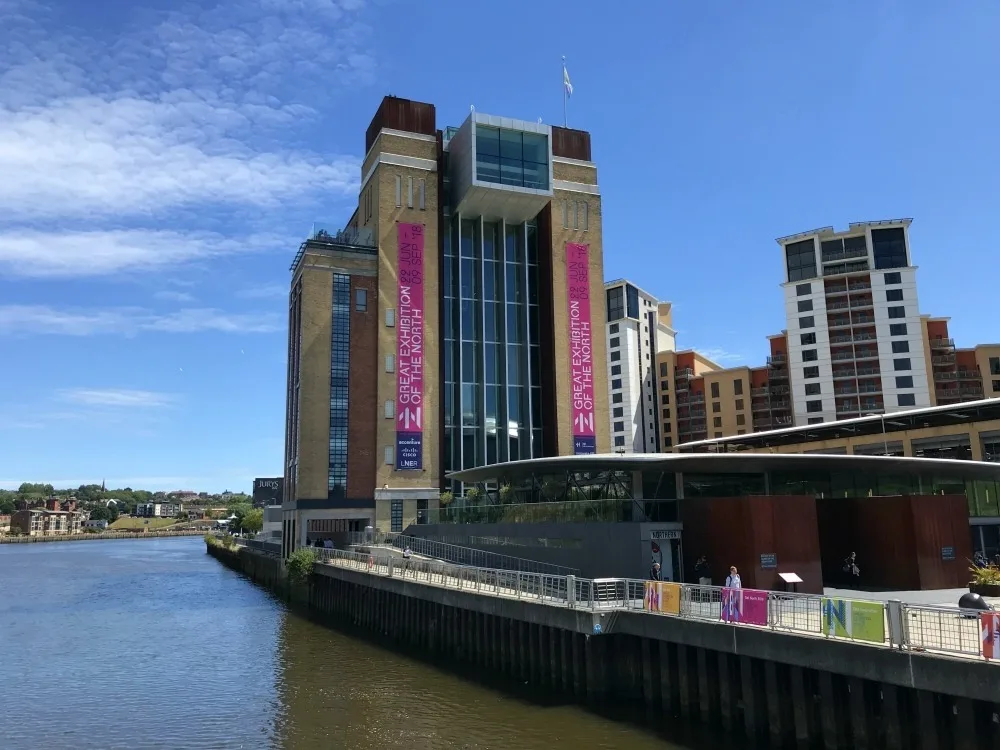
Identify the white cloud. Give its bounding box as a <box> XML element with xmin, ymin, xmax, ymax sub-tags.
<box><xmin>154</xmin><ymin>290</ymin><xmax>196</xmax><ymax>303</ymax></box>
<box><xmin>234</xmin><ymin>284</ymin><xmax>287</xmax><ymax>300</ymax></box>
<box><xmin>0</xmin><ymin>0</ymin><xmax>374</xmax><ymax>276</ymax></box>
<box><xmin>58</xmin><ymin>388</ymin><xmax>177</xmax><ymax>409</ymax></box>
<box><xmin>0</xmin><ymin>229</ymin><xmax>287</xmax><ymax>278</ymax></box>
<box><xmin>0</xmin><ymin>305</ymin><xmax>281</xmax><ymax>336</ymax></box>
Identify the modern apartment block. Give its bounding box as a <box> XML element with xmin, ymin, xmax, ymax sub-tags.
<box><xmin>604</xmin><ymin>280</ymin><xmax>676</xmax><ymax>452</ymax></box>
<box><xmin>633</xmin><ymin>219</ymin><xmax>999</xmax><ymax>447</ymax></box>
<box><xmin>281</xmin><ymin>96</ymin><xmax>610</xmax><ymax>556</ymax></box>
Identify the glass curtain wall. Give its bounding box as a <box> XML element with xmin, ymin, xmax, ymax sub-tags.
<box><xmin>442</xmin><ymin>215</ymin><xmax>544</xmax><ymax>494</ymax></box>
<box><xmin>329</xmin><ymin>274</ymin><xmax>350</xmax><ymax>500</ymax></box>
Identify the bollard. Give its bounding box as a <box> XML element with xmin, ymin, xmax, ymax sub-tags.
<box><xmin>567</xmin><ymin>575</ymin><xmax>576</xmax><ymax>608</ymax></box>
<box><xmin>387</xmin><ymin>557</ymin><xmax>394</xmax><ymax>577</ymax></box>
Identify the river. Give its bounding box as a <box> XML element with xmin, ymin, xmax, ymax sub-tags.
<box><xmin>0</xmin><ymin>537</ymin><xmax>728</xmax><ymax>749</ymax></box>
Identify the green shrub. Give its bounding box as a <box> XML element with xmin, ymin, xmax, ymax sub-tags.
<box><xmin>439</xmin><ymin>491</ymin><xmax>454</xmax><ymax>507</ymax></box>
<box><xmin>970</xmin><ymin>564</ymin><xmax>1000</xmax><ymax>586</ymax></box>
<box><xmin>286</xmin><ymin>547</ymin><xmax>318</xmax><ymax>585</ymax></box>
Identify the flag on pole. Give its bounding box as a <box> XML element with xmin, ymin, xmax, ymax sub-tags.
<box><xmin>563</xmin><ymin>63</ymin><xmax>573</xmax><ymax>97</ymax></box>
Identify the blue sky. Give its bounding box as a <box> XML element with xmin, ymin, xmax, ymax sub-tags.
<box><xmin>1</xmin><ymin>0</ymin><xmax>997</xmax><ymax>492</ymax></box>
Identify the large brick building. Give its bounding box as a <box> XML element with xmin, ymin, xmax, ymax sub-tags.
<box><xmin>281</xmin><ymin>96</ymin><xmax>610</xmax><ymax>556</ymax></box>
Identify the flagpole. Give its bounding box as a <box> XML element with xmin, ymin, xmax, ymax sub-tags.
<box><xmin>562</xmin><ymin>56</ymin><xmax>567</xmax><ymax>127</ymax></box>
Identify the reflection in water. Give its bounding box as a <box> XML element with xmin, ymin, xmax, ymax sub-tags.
<box><xmin>0</xmin><ymin>537</ymin><xmax>720</xmax><ymax>749</ymax></box>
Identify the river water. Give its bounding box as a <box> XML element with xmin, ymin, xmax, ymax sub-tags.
<box><xmin>0</xmin><ymin>537</ymin><xmax>726</xmax><ymax>749</ymax></box>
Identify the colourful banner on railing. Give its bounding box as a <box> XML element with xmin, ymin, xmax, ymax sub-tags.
<box><xmin>644</xmin><ymin>581</ymin><xmax>681</xmax><ymax>615</ymax></box>
<box><xmin>396</xmin><ymin>222</ymin><xmax>425</xmax><ymax>471</ymax></box>
<box><xmin>982</xmin><ymin>612</ymin><xmax>1000</xmax><ymax>660</ymax></box>
<box><xmin>720</xmin><ymin>587</ymin><xmax>768</xmax><ymax>626</ymax></box>
<box><xmin>565</xmin><ymin>242</ymin><xmax>595</xmax><ymax>454</ymax></box>
<box><xmin>821</xmin><ymin>598</ymin><xmax>885</xmax><ymax>643</ymax></box>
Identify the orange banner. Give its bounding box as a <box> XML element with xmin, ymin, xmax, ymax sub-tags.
<box><xmin>982</xmin><ymin>612</ymin><xmax>1000</xmax><ymax>660</ymax></box>
<box><xmin>644</xmin><ymin>582</ymin><xmax>681</xmax><ymax>615</ymax></box>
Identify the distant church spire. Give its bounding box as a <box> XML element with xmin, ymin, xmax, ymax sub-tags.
<box><xmin>101</xmin><ymin>479</ymin><xmax>106</xmax><ymax>492</ymax></box>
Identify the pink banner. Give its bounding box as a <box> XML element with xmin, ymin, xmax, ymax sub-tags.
<box><xmin>395</xmin><ymin>223</ymin><xmax>424</xmax><ymax>471</ymax></box>
<box><xmin>565</xmin><ymin>242</ymin><xmax>595</xmax><ymax>454</ymax></box>
<box><xmin>721</xmin><ymin>588</ymin><xmax>768</xmax><ymax>626</ymax></box>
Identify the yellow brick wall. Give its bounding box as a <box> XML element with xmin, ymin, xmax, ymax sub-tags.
<box><xmin>295</xmin><ymin>269</ymin><xmax>333</xmax><ymax>500</ymax></box>
<box><xmin>547</xmin><ymin>184</ymin><xmax>610</xmax><ymax>455</ymax></box>
<box><xmin>702</xmin><ymin>368</ymin><xmax>753</xmax><ymax>438</ymax></box>
<box><xmin>372</xmin><ymin>164</ymin><xmax>440</xmax><ymax>490</ymax></box>
<box><xmin>362</xmin><ymin>133</ymin><xmax>437</xmax><ymax>182</ymax></box>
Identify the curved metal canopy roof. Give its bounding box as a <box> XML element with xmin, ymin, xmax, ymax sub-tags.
<box><xmin>447</xmin><ymin>451</ymin><xmax>1000</xmax><ymax>483</ymax></box>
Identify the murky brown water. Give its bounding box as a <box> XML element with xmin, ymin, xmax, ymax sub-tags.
<box><xmin>0</xmin><ymin>537</ymin><xmax>728</xmax><ymax>749</ymax></box>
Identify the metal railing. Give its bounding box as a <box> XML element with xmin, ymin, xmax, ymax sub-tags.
<box><xmin>304</xmin><ymin>545</ymin><xmax>997</xmax><ymax>661</ymax></box>
<box><xmin>345</xmin><ymin>530</ymin><xmax>578</xmax><ymax>576</ymax></box>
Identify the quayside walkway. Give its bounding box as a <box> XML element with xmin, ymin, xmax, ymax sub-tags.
<box><xmin>314</xmin><ymin>546</ymin><xmax>990</xmax><ymax>663</ymax></box>
<box><xmin>214</xmin><ymin>539</ymin><xmax>1000</xmax><ymax>749</ymax></box>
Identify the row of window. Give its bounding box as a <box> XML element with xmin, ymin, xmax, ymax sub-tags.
<box><xmin>561</xmin><ymin>200</ymin><xmax>590</xmax><ymax>231</ymax></box>
<box><xmin>794</xmin><ymin>271</ymin><xmax>903</xmax><ymax>298</ymax></box>
<box><xmin>804</xmin><ymin>392</ymin><xmax>917</xmax><ymax>414</ymax></box>
<box><xmin>394</xmin><ymin>175</ymin><xmax>427</xmax><ymax>210</ymax></box>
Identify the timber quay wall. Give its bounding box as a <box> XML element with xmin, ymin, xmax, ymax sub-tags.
<box><xmin>209</xmin><ymin>543</ymin><xmax>1000</xmax><ymax>750</ymax></box>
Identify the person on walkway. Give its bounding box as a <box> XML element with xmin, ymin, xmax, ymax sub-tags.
<box><xmin>402</xmin><ymin>546</ymin><xmax>412</xmax><ymax>559</ymax></box>
<box><xmin>695</xmin><ymin>555</ymin><xmax>710</xmax><ymax>585</ymax></box>
<box><xmin>725</xmin><ymin>566</ymin><xmax>742</xmax><ymax>589</ymax></box>
<box><xmin>843</xmin><ymin>552</ymin><xmax>860</xmax><ymax>584</ymax></box>
<box><xmin>650</xmin><ymin>562</ymin><xmax>662</xmax><ymax>581</ymax></box>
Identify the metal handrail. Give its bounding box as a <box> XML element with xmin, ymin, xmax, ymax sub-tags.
<box><xmin>346</xmin><ymin>530</ymin><xmax>579</xmax><ymax>575</ymax></box>
<box><xmin>302</xmin><ymin>544</ymin><xmax>994</xmax><ymax>662</ymax></box>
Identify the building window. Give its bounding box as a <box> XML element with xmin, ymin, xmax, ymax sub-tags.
<box><xmin>659</xmin><ymin>362</ymin><xmax>668</xmax><ymax>377</ymax></box>
<box><xmin>606</xmin><ymin>287</ymin><xmax>624</xmax><ymax>322</ymax></box>
<box><xmin>329</xmin><ymin>274</ymin><xmax>351</xmax><ymax>499</ymax></box>
<box><xmin>737</xmin><ymin>429</ymin><xmax>745</xmax><ymax>435</ymax></box>
<box><xmin>888</xmin><ymin>306</ymin><xmax>905</xmax><ymax>319</ymax></box>
<box><xmin>418</xmin><ymin>179</ymin><xmax>426</xmax><ymax>210</ymax></box>
<box><xmin>891</xmin><ymin>340</ymin><xmax>909</xmax><ymax>354</ymax></box>
<box><xmin>797</xmin><ymin>299</ymin><xmax>813</xmax><ymax>313</ymax></box>
<box><xmin>785</xmin><ymin>238</ymin><xmax>817</xmax><ymax>282</ymax></box>
<box><xmin>802</xmin><ymin>349</ymin><xmax>818</xmax><ymax>362</ymax></box>
<box><xmin>710</xmin><ymin>382</ymin><xmax>720</xmax><ymax>398</ymax></box>
<box><xmin>662</xmin><ymin>408</ymin><xmax>671</xmax><ymax>419</ymax></box>
<box><xmin>872</xmin><ymin>227</ymin><xmax>907</xmax><ymax>270</ymax></box>
<box><xmin>736</xmin><ymin>414</ymin><xmax>745</xmax><ymax>426</ymax></box>
<box><xmin>898</xmin><ymin>393</ymin><xmax>916</xmax><ymax>407</ymax></box>
<box><xmin>613</xmin><ymin>406</ymin><xmax>624</xmax><ymax>418</ymax></box>
<box><xmin>355</xmin><ymin>288</ymin><xmax>367</xmax><ymax>312</ymax></box>
<box><xmin>610</xmin><ymin>323</ymin><xmax>619</xmax><ymax>334</ymax></box>
<box><xmin>385</xmin><ymin>308</ymin><xmax>395</xmax><ymax>327</ymax></box>
<box><xmin>890</xmin><ymin>323</ymin><xmax>907</xmax><ymax>336</ymax></box>
<box><xmin>384</xmin><ymin>446</ymin><xmax>393</xmax><ymax>465</ymax></box>
<box><xmin>614</xmin><ymin>421</ymin><xmax>625</xmax><ymax>432</ymax></box>
<box><xmin>579</xmin><ymin>201</ymin><xmax>589</xmax><ymax>231</ymax></box>
<box><xmin>660</xmin><ymin>394</ymin><xmax>669</xmax><ymax>406</ymax></box>
<box><xmin>385</xmin><ymin>354</ymin><xmax>395</xmax><ymax>373</ymax></box>
<box><xmin>610</xmin><ymin>351</ymin><xmax>621</xmax><ymax>362</ymax></box>
<box><xmin>609</xmin><ymin>336</ymin><xmax>620</xmax><ymax>348</ymax></box>
<box><xmin>804</xmin><ymin>366</ymin><xmax>819</xmax><ymax>378</ymax></box>
<box><xmin>614</xmin><ymin>436</ymin><xmax>625</xmax><ymax>447</ymax></box>
<box><xmin>884</xmin><ymin>272</ymin><xmax>902</xmax><ymax>285</ymax></box>
<box><xmin>612</xmin><ymin>378</ymin><xmax>622</xmax><ymax>390</ymax></box>
<box><xmin>391</xmin><ymin>499</ymin><xmax>403</xmax><ymax>532</ymax></box>
<box><xmin>990</xmin><ymin>357</ymin><xmax>1000</xmax><ymax>375</ymax></box>
<box><xmin>800</xmin><ymin>332</ymin><xmax>816</xmax><ymax>346</ymax></box>
<box><xmin>895</xmin><ymin>376</ymin><xmax>913</xmax><ymax>388</ymax></box>
<box><xmin>886</xmin><ymin>289</ymin><xmax>904</xmax><ymax>302</ymax></box>
<box><xmin>612</xmin><ymin>393</ymin><xmax>623</xmax><ymax>403</ymax></box>
<box><xmin>733</xmin><ymin>379</ymin><xmax>743</xmax><ymax>396</ymax></box>
<box><xmin>476</xmin><ymin>125</ymin><xmax>549</xmax><ymax>190</ymax></box>
<box><xmin>805</xmin><ymin>383</ymin><xmax>821</xmax><ymax>396</ymax></box>
<box><xmin>384</xmin><ymin>400</ymin><xmax>394</xmax><ymax>418</ymax></box>
<box><xmin>992</xmin><ymin>380</ymin><xmax>1000</xmax><ymax>392</ymax></box>
<box><xmin>796</xmin><ymin>283</ymin><xmax>812</xmax><ymax>296</ymax></box>
<box><xmin>712</xmin><ymin>402</ymin><xmax>721</xmax><ymax>413</ymax></box>
<box><xmin>735</xmin><ymin>399</ymin><xmax>743</xmax><ymax>410</ymax></box>
<box><xmin>611</xmin><ymin>364</ymin><xmax>621</xmax><ymax>376</ymax></box>
<box><xmin>806</xmin><ymin>400</ymin><xmax>823</xmax><ymax>413</ymax></box>
<box><xmin>808</xmin><ymin>417</ymin><xmax>824</xmax><ymax>424</ymax></box>
<box><xmin>406</xmin><ymin>176</ymin><xmax>413</xmax><ymax>208</ymax></box>
<box><xmin>712</xmin><ymin>417</ymin><xmax>721</xmax><ymax>428</ymax></box>
<box><xmin>395</xmin><ymin>175</ymin><xmax>402</xmax><ymax>207</ymax></box>
<box><xmin>799</xmin><ymin>316</ymin><xmax>814</xmax><ymax>329</ymax></box>
<box><xmin>894</xmin><ymin>358</ymin><xmax>911</xmax><ymax>371</ymax></box>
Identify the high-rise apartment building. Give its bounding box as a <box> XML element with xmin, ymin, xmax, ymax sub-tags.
<box><xmin>281</xmin><ymin>96</ymin><xmax>610</xmax><ymax>556</ymax></box>
<box><xmin>779</xmin><ymin>219</ymin><xmax>930</xmax><ymax>423</ymax></box>
<box><xmin>630</xmin><ymin>218</ymin><xmax>1000</xmax><ymax>449</ymax></box>
<box><xmin>604</xmin><ymin>280</ymin><xmax>675</xmax><ymax>452</ymax></box>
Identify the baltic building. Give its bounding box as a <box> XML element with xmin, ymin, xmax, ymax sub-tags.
<box><xmin>281</xmin><ymin>96</ymin><xmax>610</xmax><ymax>556</ymax></box>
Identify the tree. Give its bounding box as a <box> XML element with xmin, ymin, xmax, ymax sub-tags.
<box><xmin>88</xmin><ymin>505</ymin><xmax>112</xmax><ymax>522</ymax></box>
<box><xmin>242</xmin><ymin>508</ymin><xmax>263</xmax><ymax>535</ymax></box>
<box><xmin>228</xmin><ymin>503</ymin><xmax>254</xmax><ymax>532</ymax></box>
<box><xmin>0</xmin><ymin>495</ymin><xmax>15</xmax><ymax>515</ymax></box>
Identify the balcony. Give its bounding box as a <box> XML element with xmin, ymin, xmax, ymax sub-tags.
<box><xmin>961</xmin><ymin>386</ymin><xmax>985</xmax><ymax>398</ymax></box>
<box><xmin>932</xmin><ymin>354</ymin><xmax>956</xmax><ymax>366</ymax></box>
<box><xmin>830</xmin><ymin>334</ymin><xmax>853</xmax><ymax>344</ymax></box>
<box><xmin>753</xmin><ymin>419</ymin><xmax>773</xmax><ymax>430</ymax></box>
<box><xmin>832</xmin><ymin>370</ymin><xmax>856</xmax><ymax>380</ymax></box>
<box><xmin>957</xmin><ymin>369</ymin><xmax>981</xmax><ymax>381</ymax></box>
<box><xmin>848</xmin><ymin>281</ymin><xmax>872</xmax><ymax>291</ymax></box>
<box><xmin>751</xmin><ymin>387</ymin><xmax>769</xmax><ymax>397</ymax></box>
<box><xmin>854</xmin><ymin>350</ymin><xmax>879</xmax><ymax>361</ymax></box>
<box><xmin>858</xmin><ymin>385</ymin><xmax>882</xmax><ymax>394</ymax></box>
<box><xmin>853</xmin><ymin>333</ymin><xmax>877</xmax><ymax>342</ymax></box>
<box><xmin>769</xmin><ymin>370</ymin><xmax>789</xmax><ymax>382</ymax></box>
<box><xmin>770</xmin><ymin>385</ymin><xmax>790</xmax><ymax>395</ymax></box>
<box><xmin>675</xmin><ymin>368</ymin><xmax>694</xmax><ymax>380</ymax></box>
<box><xmin>849</xmin><ymin>296</ymin><xmax>874</xmax><ymax>309</ymax></box>
<box><xmin>828</xmin><ymin>317</ymin><xmax>852</xmax><ymax>329</ymax></box>
<box><xmin>822</xmin><ymin>247</ymin><xmax>869</xmax><ymax>264</ymax></box>
<box><xmin>856</xmin><ymin>367</ymin><xmax>880</xmax><ymax>377</ymax></box>
<box><xmin>769</xmin><ymin>399</ymin><xmax>790</xmax><ymax>409</ymax></box>
<box><xmin>752</xmin><ymin>401</ymin><xmax>770</xmax><ymax>413</ymax></box>
<box><xmin>834</xmin><ymin>387</ymin><xmax>858</xmax><ymax>396</ymax></box>
<box><xmin>935</xmin><ymin>371</ymin><xmax>959</xmax><ymax>382</ymax></box>
<box><xmin>836</xmin><ymin>405</ymin><xmax>860</xmax><ymax>414</ymax></box>
<box><xmin>929</xmin><ymin>338</ymin><xmax>955</xmax><ymax>350</ymax></box>
<box><xmin>827</xmin><ymin>301</ymin><xmax>850</xmax><ymax>311</ymax></box>
<box><xmin>852</xmin><ymin>315</ymin><xmax>875</xmax><ymax>325</ymax></box>
<box><xmin>824</xmin><ymin>261</ymin><xmax>870</xmax><ymax>276</ymax></box>
<box><xmin>767</xmin><ymin>354</ymin><xmax>787</xmax><ymax>366</ymax></box>
<box><xmin>832</xmin><ymin>351</ymin><xmax>856</xmax><ymax>361</ymax></box>
<box><xmin>774</xmin><ymin>416</ymin><xmax>793</xmax><ymax>426</ymax></box>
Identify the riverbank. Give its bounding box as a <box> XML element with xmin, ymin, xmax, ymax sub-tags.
<box><xmin>0</xmin><ymin>530</ymin><xmax>204</xmax><ymax>544</ymax></box>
